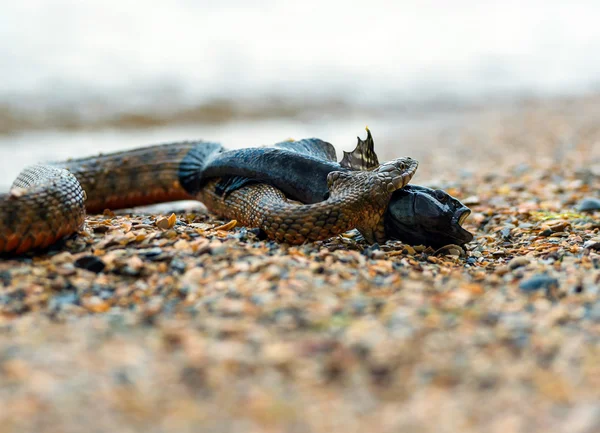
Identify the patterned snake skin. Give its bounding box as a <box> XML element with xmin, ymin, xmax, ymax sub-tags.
<box><xmin>0</xmin><ymin>142</ymin><xmax>417</xmax><ymax>254</ymax></box>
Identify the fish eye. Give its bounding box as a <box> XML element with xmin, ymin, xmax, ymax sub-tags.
<box><xmin>434</xmin><ymin>189</ymin><xmax>448</xmax><ymax>203</ymax></box>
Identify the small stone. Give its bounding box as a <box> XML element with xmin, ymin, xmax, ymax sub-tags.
<box><xmin>74</xmin><ymin>255</ymin><xmax>106</xmax><ymax>273</ymax></box>
<box><xmin>51</xmin><ymin>251</ymin><xmax>74</xmax><ymax>264</ymax></box>
<box><xmin>156</xmin><ymin>213</ymin><xmax>177</xmax><ymax>230</ymax></box>
<box><xmin>583</xmin><ymin>239</ymin><xmax>600</xmax><ymax>251</ymax></box>
<box><xmin>155</xmin><ymin>217</ymin><xmax>170</xmax><ymax>230</ymax></box>
<box><xmin>371</xmin><ymin>250</ymin><xmax>387</xmax><ymax>260</ymax></box>
<box><xmin>576</xmin><ymin>197</ymin><xmax>600</xmax><ymax>212</ymax></box>
<box><xmin>434</xmin><ymin>244</ymin><xmax>465</xmax><ymax>257</ymax></box>
<box><xmin>92</xmin><ymin>225</ymin><xmax>110</xmax><ymax>234</ymax></box>
<box><xmin>139</xmin><ymin>247</ymin><xmax>163</xmax><ymax>258</ymax></box>
<box><xmin>494</xmin><ymin>265</ymin><xmax>510</xmax><ymax>276</ymax></box>
<box><xmin>0</xmin><ymin>270</ymin><xmax>11</xmax><ymax>286</ymax></box>
<box><xmin>462</xmin><ymin>196</ymin><xmax>480</xmax><ymax>205</ymax></box>
<box><xmin>500</xmin><ymin>227</ymin><xmax>512</xmax><ymax>239</ymax></box>
<box><xmin>173</xmin><ymin>239</ymin><xmax>190</xmax><ymax>251</ymax></box>
<box><xmin>82</xmin><ymin>296</ymin><xmax>110</xmax><ymax>313</ymax></box>
<box><xmin>519</xmin><ymin>274</ymin><xmax>559</xmax><ymax>292</ymax></box>
<box><xmin>214</xmin><ymin>220</ymin><xmax>237</xmax><ymax>231</ymax></box>
<box><xmin>547</xmin><ymin>221</ymin><xmax>570</xmax><ymax>232</ymax></box>
<box><xmin>126</xmin><ymin>256</ymin><xmax>144</xmax><ymax>271</ymax></box>
<box><xmin>508</xmin><ymin>257</ymin><xmax>530</xmax><ymax>270</ymax></box>
<box><xmin>170</xmin><ymin>258</ymin><xmax>186</xmax><ymax>274</ymax></box>
<box><xmin>402</xmin><ymin>245</ymin><xmax>416</xmax><ymax>255</ymax></box>
<box><xmin>191</xmin><ymin>238</ymin><xmax>211</xmax><ymax>254</ymax></box>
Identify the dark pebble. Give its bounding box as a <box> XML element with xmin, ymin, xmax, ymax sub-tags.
<box><xmin>138</xmin><ymin>247</ymin><xmax>164</xmax><ymax>259</ymax></box>
<box><xmin>576</xmin><ymin>197</ymin><xmax>600</xmax><ymax>212</ymax></box>
<box><xmin>519</xmin><ymin>274</ymin><xmax>559</xmax><ymax>292</ymax></box>
<box><xmin>74</xmin><ymin>255</ymin><xmax>106</xmax><ymax>273</ymax></box>
<box><xmin>583</xmin><ymin>240</ymin><xmax>600</xmax><ymax>251</ymax></box>
<box><xmin>539</xmin><ymin>229</ymin><xmax>553</xmax><ymax>237</ymax></box>
<box><xmin>500</xmin><ymin>227</ymin><xmax>512</xmax><ymax>239</ymax></box>
<box><xmin>0</xmin><ymin>271</ymin><xmax>11</xmax><ymax>286</ymax></box>
<box><xmin>170</xmin><ymin>258</ymin><xmax>186</xmax><ymax>274</ymax></box>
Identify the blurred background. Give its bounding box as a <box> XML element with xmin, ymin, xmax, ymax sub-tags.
<box><xmin>2</xmin><ymin>0</ymin><xmax>600</xmax><ymax>189</ymax></box>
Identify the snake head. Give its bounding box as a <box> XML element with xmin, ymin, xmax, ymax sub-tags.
<box><xmin>327</xmin><ymin>157</ymin><xmax>418</xmax><ymax>195</ymax></box>
<box><xmin>375</xmin><ymin>157</ymin><xmax>419</xmax><ymax>192</ymax></box>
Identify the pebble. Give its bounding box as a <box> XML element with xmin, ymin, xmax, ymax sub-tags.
<box><xmin>434</xmin><ymin>244</ymin><xmax>465</xmax><ymax>257</ymax></box>
<box><xmin>519</xmin><ymin>274</ymin><xmax>560</xmax><ymax>292</ymax></box>
<box><xmin>547</xmin><ymin>220</ymin><xmax>570</xmax><ymax>232</ymax></box>
<box><xmin>214</xmin><ymin>220</ymin><xmax>238</xmax><ymax>231</ymax></box>
<box><xmin>508</xmin><ymin>256</ymin><xmax>530</xmax><ymax>270</ymax></box>
<box><xmin>576</xmin><ymin>197</ymin><xmax>600</xmax><ymax>212</ymax></box>
<box><xmin>155</xmin><ymin>213</ymin><xmax>177</xmax><ymax>229</ymax></box>
<box><xmin>138</xmin><ymin>247</ymin><xmax>164</xmax><ymax>258</ymax></box>
<box><xmin>463</xmin><ymin>196</ymin><xmax>480</xmax><ymax>205</ymax></box>
<box><xmin>583</xmin><ymin>239</ymin><xmax>600</xmax><ymax>251</ymax></box>
<box><xmin>74</xmin><ymin>255</ymin><xmax>106</xmax><ymax>273</ymax></box>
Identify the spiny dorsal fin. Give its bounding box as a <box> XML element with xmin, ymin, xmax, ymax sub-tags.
<box><xmin>273</xmin><ymin>138</ymin><xmax>337</xmax><ymax>162</ymax></box>
<box><xmin>340</xmin><ymin>127</ymin><xmax>380</xmax><ymax>171</ymax></box>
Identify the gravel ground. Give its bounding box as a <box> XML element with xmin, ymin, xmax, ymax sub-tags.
<box><xmin>1</xmin><ymin>96</ymin><xmax>600</xmax><ymax>433</ymax></box>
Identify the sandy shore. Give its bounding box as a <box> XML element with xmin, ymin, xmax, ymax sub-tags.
<box><xmin>0</xmin><ymin>96</ymin><xmax>599</xmax><ymax>433</ymax></box>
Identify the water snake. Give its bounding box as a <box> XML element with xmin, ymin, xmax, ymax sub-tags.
<box><xmin>0</xmin><ymin>130</ymin><xmax>472</xmax><ymax>254</ymax></box>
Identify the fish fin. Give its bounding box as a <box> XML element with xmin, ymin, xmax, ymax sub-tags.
<box><xmin>214</xmin><ymin>176</ymin><xmax>259</xmax><ymax>197</ymax></box>
<box><xmin>274</xmin><ymin>138</ymin><xmax>337</xmax><ymax>162</ymax></box>
<box><xmin>340</xmin><ymin>127</ymin><xmax>380</xmax><ymax>171</ymax></box>
<box><xmin>178</xmin><ymin>141</ymin><xmax>226</xmax><ymax>194</ymax></box>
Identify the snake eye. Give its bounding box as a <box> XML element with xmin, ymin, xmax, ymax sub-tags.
<box><xmin>434</xmin><ymin>189</ymin><xmax>448</xmax><ymax>203</ymax></box>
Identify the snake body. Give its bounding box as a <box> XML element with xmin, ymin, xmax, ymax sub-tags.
<box><xmin>0</xmin><ymin>141</ymin><xmax>417</xmax><ymax>254</ymax></box>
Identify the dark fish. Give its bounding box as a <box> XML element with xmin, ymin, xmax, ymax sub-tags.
<box><xmin>195</xmin><ymin>135</ymin><xmax>474</xmax><ymax>247</ymax></box>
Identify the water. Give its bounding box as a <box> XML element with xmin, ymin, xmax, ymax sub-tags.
<box><xmin>2</xmin><ymin>1</ymin><xmax>600</xmax><ymax>106</ymax></box>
